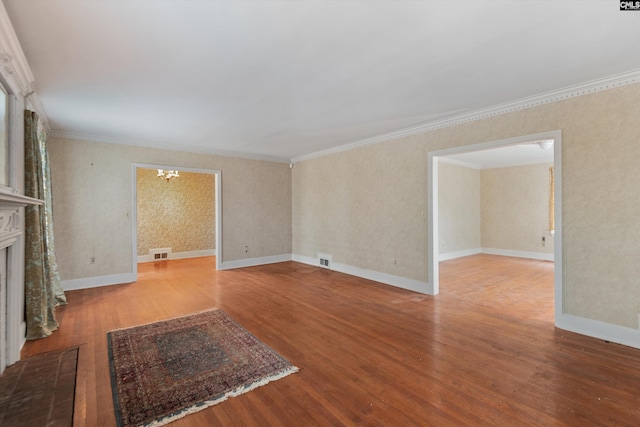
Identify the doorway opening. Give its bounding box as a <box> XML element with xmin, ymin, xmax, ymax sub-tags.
<box><xmin>131</xmin><ymin>164</ymin><xmax>222</xmax><ymax>279</ymax></box>
<box><xmin>427</xmin><ymin>130</ymin><xmax>562</xmax><ymax>322</ymax></box>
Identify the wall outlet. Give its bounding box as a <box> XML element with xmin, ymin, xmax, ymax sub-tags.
<box><xmin>90</xmin><ymin>256</ymin><xmax>95</xmax><ymax>264</ymax></box>
<box><xmin>244</xmin><ymin>245</ymin><xmax>248</xmax><ymax>253</ymax></box>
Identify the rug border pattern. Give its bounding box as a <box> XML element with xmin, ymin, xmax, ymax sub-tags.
<box><xmin>107</xmin><ymin>309</ymin><xmax>299</xmax><ymax>427</ymax></box>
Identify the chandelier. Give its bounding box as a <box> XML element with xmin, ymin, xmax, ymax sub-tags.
<box><xmin>157</xmin><ymin>169</ymin><xmax>180</xmax><ymax>182</ymax></box>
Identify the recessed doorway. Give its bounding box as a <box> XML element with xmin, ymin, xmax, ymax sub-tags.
<box><xmin>427</xmin><ymin>130</ymin><xmax>562</xmax><ymax>322</ymax></box>
<box><xmin>132</xmin><ymin>164</ymin><xmax>223</xmax><ymax>279</ymax></box>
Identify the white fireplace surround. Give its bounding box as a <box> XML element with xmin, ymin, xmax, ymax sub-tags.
<box><xmin>0</xmin><ymin>190</ymin><xmax>42</xmax><ymax>374</ymax></box>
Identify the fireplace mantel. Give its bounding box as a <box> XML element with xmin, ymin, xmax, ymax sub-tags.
<box><xmin>0</xmin><ymin>190</ymin><xmax>42</xmax><ymax>249</ymax></box>
<box><xmin>0</xmin><ymin>189</ymin><xmax>42</xmax><ymax>373</ymax></box>
<box><xmin>0</xmin><ymin>191</ymin><xmax>43</xmax><ymax>207</ymax></box>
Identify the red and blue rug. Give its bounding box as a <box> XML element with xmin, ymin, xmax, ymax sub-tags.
<box><xmin>107</xmin><ymin>309</ymin><xmax>298</xmax><ymax>427</ymax></box>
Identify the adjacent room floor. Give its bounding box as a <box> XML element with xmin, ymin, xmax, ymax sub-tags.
<box><xmin>20</xmin><ymin>255</ymin><xmax>640</xmax><ymax>426</ymax></box>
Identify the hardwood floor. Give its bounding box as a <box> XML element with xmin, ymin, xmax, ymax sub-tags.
<box><xmin>21</xmin><ymin>255</ymin><xmax>640</xmax><ymax>426</ymax></box>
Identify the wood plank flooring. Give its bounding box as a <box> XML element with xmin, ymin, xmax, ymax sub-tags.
<box><xmin>21</xmin><ymin>255</ymin><xmax>640</xmax><ymax>426</ymax></box>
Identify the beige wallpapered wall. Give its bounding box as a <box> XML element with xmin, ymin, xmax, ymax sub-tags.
<box><xmin>293</xmin><ymin>82</ymin><xmax>640</xmax><ymax>329</ymax></box>
<box><xmin>46</xmin><ymin>81</ymin><xmax>640</xmax><ymax>330</ymax></box>
<box><xmin>136</xmin><ymin>169</ymin><xmax>215</xmax><ymax>256</ymax></box>
<box><xmin>438</xmin><ymin>161</ymin><xmax>481</xmax><ymax>254</ymax></box>
<box><xmin>481</xmin><ymin>163</ymin><xmax>554</xmax><ymax>254</ymax></box>
<box><xmin>437</xmin><ymin>161</ymin><xmax>553</xmax><ymax>257</ymax></box>
<box><xmin>47</xmin><ymin>139</ymin><xmax>292</xmax><ymax>280</ymax></box>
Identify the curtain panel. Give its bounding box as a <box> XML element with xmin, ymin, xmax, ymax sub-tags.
<box><xmin>24</xmin><ymin>110</ymin><xmax>66</xmax><ymax>340</ymax></box>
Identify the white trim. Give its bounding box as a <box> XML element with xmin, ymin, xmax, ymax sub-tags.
<box><xmin>439</xmin><ymin>248</ymin><xmax>482</xmax><ymax>262</ymax></box>
<box><xmin>438</xmin><ymin>247</ymin><xmax>557</xmax><ymax>263</ymax></box>
<box><xmin>553</xmin><ymin>132</ymin><xmax>563</xmax><ymax>323</ymax></box>
<box><xmin>62</xmin><ymin>273</ymin><xmax>136</xmax><ymax>291</ymax></box>
<box><xmin>219</xmin><ymin>254</ymin><xmax>292</xmax><ymax>270</ymax></box>
<box><xmin>18</xmin><ymin>321</ymin><xmax>25</xmax><ymax>354</ymax></box>
<box><xmin>49</xmin><ymin>131</ymin><xmax>290</xmax><ymax>164</ymax></box>
<box><xmin>292</xmin><ymin>254</ymin><xmax>430</xmax><ymax>295</ymax></box>
<box><xmin>427</xmin><ymin>153</ymin><xmax>439</xmax><ymax>295</ymax></box>
<box><xmin>0</xmin><ymin>191</ymin><xmax>42</xmax><ymax>206</ymax></box>
<box><xmin>292</xmin><ymin>69</ymin><xmax>640</xmax><ymax>164</ymax></box>
<box><xmin>292</xmin><ymin>254</ymin><xmax>318</xmax><ymax>267</ymax></box>
<box><xmin>137</xmin><ymin>249</ymin><xmax>216</xmax><ymax>263</ymax></box>
<box><xmin>0</xmin><ymin>4</ymin><xmax>33</xmax><ymax>95</ymax></box>
<box><xmin>481</xmin><ymin>248</ymin><xmax>554</xmax><ymax>262</ymax></box>
<box><xmin>556</xmin><ymin>313</ymin><xmax>640</xmax><ymax>350</ymax></box>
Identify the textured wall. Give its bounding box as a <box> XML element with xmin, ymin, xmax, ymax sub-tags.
<box><xmin>292</xmin><ymin>141</ymin><xmax>428</xmax><ymax>280</ymax></box>
<box><xmin>136</xmin><ymin>169</ymin><xmax>215</xmax><ymax>256</ymax></box>
<box><xmin>438</xmin><ymin>161</ymin><xmax>481</xmax><ymax>254</ymax></box>
<box><xmin>292</xmin><ymin>82</ymin><xmax>640</xmax><ymax>329</ymax></box>
<box><xmin>48</xmin><ymin>139</ymin><xmax>292</xmax><ymax>279</ymax></box>
<box><xmin>481</xmin><ymin>163</ymin><xmax>554</xmax><ymax>254</ymax></box>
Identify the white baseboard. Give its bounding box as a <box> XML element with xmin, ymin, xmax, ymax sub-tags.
<box><xmin>556</xmin><ymin>313</ymin><xmax>640</xmax><ymax>350</ymax></box>
<box><xmin>19</xmin><ymin>321</ymin><xmax>26</xmax><ymax>355</ymax></box>
<box><xmin>219</xmin><ymin>254</ymin><xmax>292</xmax><ymax>270</ymax></box>
<box><xmin>439</xmin><ymin>248</ymin><xmax>482</xmax><ymax>261</ymax></box>
<box><xmin>62</xmin><ymin>273</ymin><xmax>136</xmax><ymax>291</ymax></box>
<box><xmin>481</xmin><ymin>247</ymin><xmax>554</xmax><ymax>261</ymax></box>
<box><xmin>292</xmin><ymin>254</ymin><xmax>430</xmax><ymax>295</ymax></box>
<box><xmin>58</xmin><ymin>253</ymin><xmax>636</xmax><ymax>350</ymax></box>
<box><xmin>138</xmin><ymin>249</ymin><xmax>216</xmax><ymax>263</ymax></box>
<box><xmin>291</xmin><ymin>254</ymin><xmax>317</xmax><ymax>266</ymax></box>
<box><xmin>438</xmin><ymin>247</ymin><xmax>553</xmax><ymax>262</ymax></box>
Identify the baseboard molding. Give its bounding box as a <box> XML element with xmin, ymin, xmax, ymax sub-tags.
<box><xmin>219</xmin><ymin>254</ymin><xmax>292</xmax><ymax>270</ymax></box>
<box><xmin>291</xmin><ymin>254</ymin><xmax>321</xmax><ymax>269</ymax></box>
<box><xmin>138</xmin><ymin>249</ymin><xmax>216</xmax><ymax>263</ymax></box>
<box><xmin>18</xmin><ymin>321</ymin><xmax>26</xmax><ymax>357</ymax></box>
<box><xmin>438</xmin><ymin>247</ymin><xmax>553</xmax><ymax>262</ymax></box>
<box><xmin>439</xmin><ymin>248</ymin><xmax>482</xmax><ymax>261</ymax></box>
<box><xmin>556</xmin><ymin>313</ymin><xmax>640</xmax><ymax>350</ymax></box>
<box><xmin>292</xmin><ymin>254</ymin><xmax>430</xmax><ymax>295</ymax></box>
<box><xmin>61</xmin><ymin>273</ymin><xmax>137</xmax><ymax>291</ymax></box>
<box><xmin>481</xmin><ymin>248</ymin><xmax>554</xmax><ymax>261</ymax></box>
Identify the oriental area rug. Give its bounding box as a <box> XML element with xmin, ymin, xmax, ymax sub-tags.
<box><xmin>107</xmin><ymin>309</ymin><xmax>298</xmax><ymax>427</ymax></box>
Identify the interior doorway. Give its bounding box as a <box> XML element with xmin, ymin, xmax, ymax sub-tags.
<box><xmin>427</xmin><ymin>130</ymin><xmax>562</xmax><ymax>322</ymax></box>
<box><xmin>131</xmin><ymin>164</ymin><xmax>222</xmax><ymax>279</ymax></box>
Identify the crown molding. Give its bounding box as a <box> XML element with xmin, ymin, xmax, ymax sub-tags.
<box><xmin>291</xmin><ymin>68</ymin><xmax>640</xmax><ymax>164</ymax></box>
<box><xmin>47</xmin><ymin>130</ymin><xmax>291</xmax><ymax>164</ymax></box>
<box><xmin>0</xmin><ymin>2</ymin><xmax>50</xmax><ymax>129</ymax></box>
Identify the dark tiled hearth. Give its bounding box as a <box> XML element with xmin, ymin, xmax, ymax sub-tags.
<box><xmin>0</xmin><ymin>347</ymin><xmax>78</xmax><ymax>427</ymax></box>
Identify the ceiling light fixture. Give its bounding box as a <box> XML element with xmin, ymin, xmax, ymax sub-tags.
<box><xmin>157</xmin><ymin>169</ymin><xmax>179</xmax><ymax>182</ymax></box>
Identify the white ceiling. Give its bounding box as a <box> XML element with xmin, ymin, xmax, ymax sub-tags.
<box><xmin>4</xmin><ymin>1</ymin><xmax>640</xmax><ymax>162</ymax></box>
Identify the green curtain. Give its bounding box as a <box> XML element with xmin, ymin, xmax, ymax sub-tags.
<box><xmin>24</xmin><ymin>110</ymin><xmax>67</xmax><ymax>340</ymax></box>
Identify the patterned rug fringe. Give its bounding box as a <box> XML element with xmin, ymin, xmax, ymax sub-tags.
<box><xmin>145</xmin><ymin>365</ymin><xmax>299</xmax><ymax>427</ymax></box>
<box><xmin>108</xmin><ymin>309</ymin><xmax>299</xmax><ymax>427</ymax></box>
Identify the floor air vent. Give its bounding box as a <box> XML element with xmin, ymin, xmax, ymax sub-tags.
<box><xmin>150</xmin><ymin>247</ymin><xmax>172</xmax><ymax>262</ymax></box>
<box><xmin>318</xmin><ymin>253</ymin><xmax>332</xmax><ymax>269</ymax></box>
